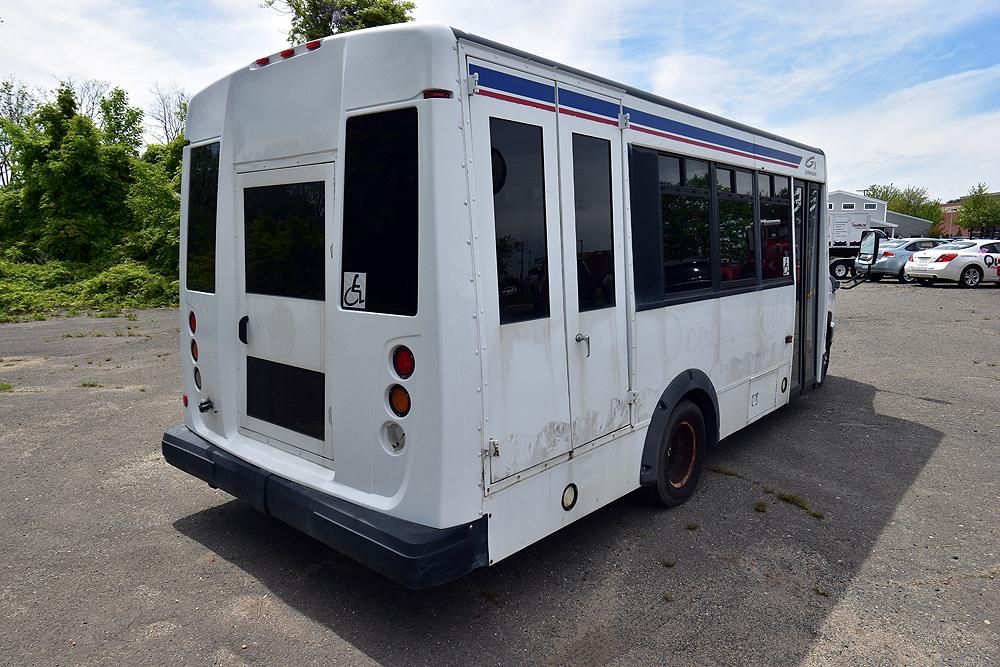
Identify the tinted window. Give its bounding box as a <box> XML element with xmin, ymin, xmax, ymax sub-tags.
<box><xmin>735</xmin><ymin>171</ymin><xmax>753</xmax><ymax>196</ymax></box>
<box><xmin>491</xmin><ymin>118</ymin><xmax>549</xmax><ymax>324</ymax></box>
<box><xmin>936</xmin><ymin>241</ymin><xmax>975</xmax><ymax>250</ymax></box>
<box><xmin>719</xmin><ymin>167</ymin><xmax>755</xmax><ymax>284</ymax></box>
<box><xmin>629</xmin><ymin>147</ymin><xmax>663</xmax><ymax>305</ymax></box>
<box><xmin>244</xmin><ymin>182</ymin><xmax>325</xmax><ymax>300</ymax></box>
<box><xmin>572</xmin><ymin>134</ymin><xmax>615</xmax><ymax>311</ymax></box>
<box><xmin>186</xmin><ymin>142</ymin><xmax>220</xmax><ymax>293</ymax></box>
<box><xmin>658</xmin><ymin>155</ymin><xmax>681</xmax><ymax>187</ymax></box>
<box><xmin>715</xmin><ymin>168</ymin><xmax>733</xmax><ymax>192</ymax></box>
<box><xmin>342</xmin><ymin>108</ymin><xmax>419</xmax><ymax>315</ymax></box>
<box><xmin>905</xmin><ymin>242</ymin><xmax>923</xmax><ymax>251</ymax></box>
<box><xmin>759</xmin><ymin>174</ymin><xmax>792</xmax><ymax>280</ymax></box>
<box><xmin>662</xmin><ymin>156</ymin><xmax>711</xmax><ymax>293</ymax></box>
<box><xmin>246</xmin><ymin>356</ymin><xmax>324</xmax><ymax>440</ymax></box>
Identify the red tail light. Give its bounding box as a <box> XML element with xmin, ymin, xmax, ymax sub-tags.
<box><xmin>882</xmin><ymin>251</ymin><xmax>894</xmax><ymax>258</ymax></box>
<box><xmin>936</xmin><ymin>253</ymin><xmax>958</xmax><ymax>263</ymax></box>
<box><xmin>907</xmin><ymin>255</ymin><xmax>916</xmax><ymax>262</ymax></box>
<box><xmin>392</xmin><ymin>346</ymin><xmax>415</xmax><ymax>379</ymax></box>
<box><xmin>182</xmin><ymin>393</ymin><xmax>189</xmax><ymax>407</ymax></box>
<box><xmin>280</xmin><ymin>48</ymin><xmax>294</xmax><ymax>59</ymax></box>
<box><xmin>255</xmin><ymin>56</ymin><xmax>270</xmax><ymax>67</ymax></box>
<box><xmin>188</xmin><ymin>311</ymin><xmax>196</xmax><ymax>333</ymax></box>
<box><xmin>306</xmin><ymin>40</ymin><xmax>321</xmax><ymax>50</ymax></box>
<box><xmin>191</xmin><ymin>339</ymin><xmax>199</xmax><ymax>362</ymax></box>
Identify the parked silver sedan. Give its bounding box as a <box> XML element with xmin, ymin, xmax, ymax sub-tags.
<box><xmin>854</xmin><ymin>237</ymin><xmax>948</xmax><ymax>282</ymax></box>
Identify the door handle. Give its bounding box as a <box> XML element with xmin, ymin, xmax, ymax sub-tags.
<box><xmin>575</xmin><ymin>333</ymin><xmax>591</xmax><ymax>358</ymax></box>
<box><xmin>238</xmin><ymin>315</ymin><xmax>249</xmax><ymax>345</ymax></box>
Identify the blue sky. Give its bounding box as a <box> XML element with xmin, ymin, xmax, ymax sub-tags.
<box><xmin>2</xmin><ymin>0</ymin><xmax>999</xmax><ymax>200</ymax></box>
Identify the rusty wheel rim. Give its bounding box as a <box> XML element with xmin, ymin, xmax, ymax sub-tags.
<box><xmin>667</xmin><ymin>421</ymin><xmax>697</xmax><ymax>489</ymax></box>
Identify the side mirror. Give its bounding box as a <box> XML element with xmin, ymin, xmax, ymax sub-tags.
<box><xmin>856</xmin><ymin>230</ymin><xmax>884</xmax><ymax>275</ymax></box>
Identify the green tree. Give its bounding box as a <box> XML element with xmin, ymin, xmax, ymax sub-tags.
<box><xmin>99</xmin><ymin>87</ymin><xmax>144</xmax><ymax>154</ymax></box>
<box><xmin>264</xmin><ymin>0</ymin><xmax>415</xmax><ymax>43</ymax></box>
<box><xmin>0</xmin><ymin>77</ymin><xmax>38</xmax><ymax>187</ymax></box>
<box><xmin>863</xmin><ymin>182</ymin><xmax>943</xmax><ymax>224</ymax></box>
<box><xmin>956</xmin><ymin>183</ymin><xmax>1000</xmax><ymax>235</ymax></box>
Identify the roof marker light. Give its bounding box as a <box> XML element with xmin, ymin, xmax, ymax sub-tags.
<box><xmin>305</xmin><ymin>40</ymin><xmax>322</xmax><ymax>51</ymax></box>
<box><xmin>280</xmin><ymin>48</ymin><xmax>294</xmax><ymax>59</ymax></box>
<box><xmin>423</xmin><ymin>89</ymin><xmax>453</xmax><ymax>99</ymax></box>
<box><xmin>255</xmin><ymin>56</ymin><xmax>270</xmax><ymax>67</ymax></box>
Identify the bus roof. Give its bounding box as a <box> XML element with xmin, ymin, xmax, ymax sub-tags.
<box><xmin>452</xmin><ymin>28</ymin><xmax>825</xmax><ymax>157</ymax></box>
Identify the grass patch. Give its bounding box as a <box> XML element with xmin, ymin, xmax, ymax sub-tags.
<box><xmin>0</xmin><ymin>259</ymin><xmax>177</xmax><ymax>321</ymax></box>
<box><xmin>63</xmin><ymin>331</ymin><xmax>106</xmax><ymax>338</ymax></box>
<box><xmin>708</xmin><ymin>464</ymin><xmax>742</xmax><ymax>478</ymax></box>
<box><xmin>762</xmin><ymin>485</ymin><xmax>775</xmax><ymax>495</ymax></box>
<box><xmin>80</xmin><ymin>381</ymin><xmax>104</xmax><ymax>388</ymax></box>
<box><xmin>754</xmin><ymin>500</ymin><xmax>768</xmax><ymax>513</ymax></box>
<box><xmin>685</xmin><ymin>522</ymin><xmax>699</xmax><ymax>531</ymax></box>
<box><xmin>138</xmin><ymin>386</ymin><xmax>146</xmax><ymax>392</ymax></box>
<box><xmin>662</xmin><ymin>593</ymin><xmax>674</xmax><ymax>602</ymax></box>
<box><xmin>776</xmin><ymin>491</ymin><xmax>825</xmax><ymax>520</ymax></box>
<box><xmin>0</xmin><ymin>382</ymin><xmax>13</xmax><ymax>392</ymax></box>
<box><xmin>661</xmin><ymin>558</ymin><xmax>676</xmax><ymax>568</ymax></box>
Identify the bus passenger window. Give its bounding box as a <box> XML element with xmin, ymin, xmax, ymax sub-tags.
<box><xmin>186</xmin><ymin>142</ymin><xmax>220</xmax><ymax>293</ymax></box>
<box><xmin>717</xmin><ymin>166</ymin><xmax>755</xmax><ymax>284</ymax></box>
<box><xmin>342</xmin><ymin>107</ymin><xmax>418</xmax><ymax>315</ymax></box>
<box><xmin>759</xmin><ymin>174</ymin><xmax>792</xmax><ymax>280</ymax></box>
<box><xmin>490</xmin><ymin>118</ymin><xmax>550</xmax><ymax>324</ymax></box>
<box><xmin>571</xmin><ymin>134</ymin><xmax>615</xmax><ymax>311</ymax></box>
<box><xmin>660</xmin><ymin>156</ymin><xmax>711</xmax><ymax>293</ymax></box>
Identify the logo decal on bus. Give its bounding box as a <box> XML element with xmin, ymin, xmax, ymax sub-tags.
<box><xmin>343</xmin><ymin>272</ymin><xmax>367</xmax><ymax>309</ymax></box>
<box><xmin>804</xmin><ymin>156</ymin><xmax>816</xmax><ymax>170</ymax></box>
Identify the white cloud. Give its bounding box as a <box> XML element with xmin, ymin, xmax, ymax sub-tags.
<box><xmin>776</xmin><ymin>64</ymin><xmax>1000</xmax><ymax>200</ymax></box>
<box><xmin>1</xmin><ymin>0</ymin><xmax>998</xmax><ymax>198</ymax></box>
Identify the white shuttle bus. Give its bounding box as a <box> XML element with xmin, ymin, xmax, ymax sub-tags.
<box><xmin>163</xmin><ymin>23</ymin><xmax>835</xmax><ymax>588</ymax></box>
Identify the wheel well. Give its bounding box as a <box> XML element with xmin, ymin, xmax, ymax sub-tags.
<box><xmin>639</xmin><ymin>370</ymin><xmax>720</xmax><ymax>486</ymax></box>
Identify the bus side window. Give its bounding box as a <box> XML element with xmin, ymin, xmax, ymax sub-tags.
<box><xmin>571</xmin><ymin>133</ymin><xmax>615</xmax><ymax>311</ymax></box>
<box><xmin>490</xmin><ymin>118</ymin><xmax>550</xmax><ymax>325</ymax></box>
<box><xmin>186</xmin><ymin>142</ymin><xmax>220</xmax><ymax>293</ymax></box>
<box><xmin>759</xmin><ymin>173</ymin><xmax>792</xmax><ymax>281</ymax></box>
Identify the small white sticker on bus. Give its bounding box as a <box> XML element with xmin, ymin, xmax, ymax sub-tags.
<box><xmin>343</xmin><ymin>272</ymin><xmax>366</xmax><ymax>309</ymax></box>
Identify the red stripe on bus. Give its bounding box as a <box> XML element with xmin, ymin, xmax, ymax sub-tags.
<box><xmin>477</xmin><ymin>89</ymin><xmax>556</xmax><ymax>112</ymax></box>
<box><xmin>558</xmin><ymin>107</ymin><xmax>619</xmax><ymax>126</ymax></box>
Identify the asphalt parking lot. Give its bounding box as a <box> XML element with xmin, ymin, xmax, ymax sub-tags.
<box><xmin>2</xmin><ymin>282</ymin><xmax>998</xmax><ymax>666</ymax></box>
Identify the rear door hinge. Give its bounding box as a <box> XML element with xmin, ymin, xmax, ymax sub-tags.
<box><xmin>618</xmin><ymin>111</ymin><xmax>630</xmax><ymax>129</ymax></box>
<box><xmin>626</xmin><ymin>390</ymin><xmax>639</xmax><ymax>405</ymax></box>
<box><xmin>467</xmin><ymin>72</ymin><xmax>479</xmax><ymax>97</ymax></box>
<box><xmin>485</xmin><ymin>437</ymin><xmax>500</xmax><ymax>457</ymax></box>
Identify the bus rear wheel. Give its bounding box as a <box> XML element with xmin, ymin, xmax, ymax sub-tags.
<box><xmin>646</xmin><ymin>400</ymin><xmax>706</xmax><ymax>507</ymax></box>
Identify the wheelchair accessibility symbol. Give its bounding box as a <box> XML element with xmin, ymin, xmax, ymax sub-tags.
<box><xmin>342</xmin><ymin>272</ymin><xmax>366</xmax><ymax>309</ymax></box>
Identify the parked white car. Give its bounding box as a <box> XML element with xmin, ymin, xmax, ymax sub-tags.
<box><xmin>905</xmin><ymin>239</ymin><xmax>1000</xmax><ymax>287</ymax></box>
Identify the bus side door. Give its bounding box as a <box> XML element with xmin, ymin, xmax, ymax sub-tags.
<box><xmin>555</xmin><ymin>83</ymin><xmax>630</xmax><ymax>447</ymax></box>
<box><xmin>468</xmin><ymin>60</ymin><xmax>573</xmax><ymax>484</ymax></box>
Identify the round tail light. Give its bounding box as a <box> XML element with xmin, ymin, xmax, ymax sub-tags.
<box><xmin>392</xmin><ymin>346</ymin><xmax>415</xmax><ymax>379</ymax></box>
<box><xmin>388</xmin><ymin>384</ymin><xmax>411</xmax><ymax>417</ymax></box>
<box><xmin>191</xmin><ymin>339</ymin><xmax>199</xmax><ymax>362</ymax></box>
<box><xmin>188</xmin><ymin>311</ymin><xmax>196</xmax><ymax>334</ymax></box>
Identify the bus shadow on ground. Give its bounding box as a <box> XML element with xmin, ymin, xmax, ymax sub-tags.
<box><xmin>174</xmin><ymin>375</ymin><xmax>943</xmax><ymax>666</ymax></box>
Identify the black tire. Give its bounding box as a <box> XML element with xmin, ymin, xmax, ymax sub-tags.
<box><xmin>959</xmin><ymin>265</ymin><xmax>982</xmax><ymax>288</ymax></box>
<box><xmin>898</xmin><ymin>268</ymin><xmax>914</xmax><ymax>283</ymax></box>
<box><xmin>645</xmin><ymin>400</ymin><xmax>707</xmax><ymax>508</ymax></box>
<box><xmin>831</xmin><ymin>262</ymin><xmax>850</xmax><ymax>280</ymax></box>
<box><xmin>917</xmin><ymin>278</ymin><xmax>935</xmax><ymax>286</ymax></box>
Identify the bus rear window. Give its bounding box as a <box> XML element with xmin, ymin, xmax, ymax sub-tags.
<box><xmin>342</xmin><ymin>108</ymin><xmax>418</xmax><ymax>315</ymax></box>
<box><xmin>186</xmin><ymin>142</ymin><xmax>220</xmax><ymax>293</ymax></box>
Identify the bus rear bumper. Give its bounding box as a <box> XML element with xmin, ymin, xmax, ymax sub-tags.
<box><xmin>161</xmin><ymin>425</ymin><xmax>488</xmax><ymax>589</ymax></box>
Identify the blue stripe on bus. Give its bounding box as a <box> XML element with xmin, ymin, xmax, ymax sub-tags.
<box><xmin>557</xmin><ymin>89</ymin><xmax>619</xmax><ymax>120</ymax></box>
<box><xmin>469</xmin><ymin>64</ymin><xmax>555</xmax><ymax>105</ymax></box>
<box><xmin>469</xmin><ymin>63</ymin><xmax>803</xmax><ymax>167</ymax></box>
<box><xmin>624</xmin><ymin>107</ymin><xmax>801</xmax><ymax>165</ymax></box>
